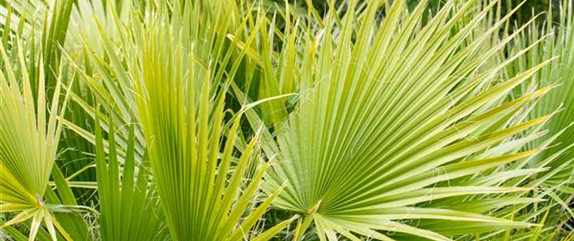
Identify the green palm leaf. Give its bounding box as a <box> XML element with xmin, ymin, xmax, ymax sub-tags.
<box><xmin>127</xmin><ymin>2</ymin><xmax>296</xmax><ymax>240</ymax></box>
<box><xmin>261</xmin><ymin>0</ymin><xmax>556</xmax><ymax>239</ymax></box>
<box><xmin>94</xmin><ymin>112</ymin><xmax>168</xmax><ymax>240</ymax></box>
<box><xmin>0</xmin><ymin>42</ymin><xmax>73</xmax><ymax>240</ymax></box>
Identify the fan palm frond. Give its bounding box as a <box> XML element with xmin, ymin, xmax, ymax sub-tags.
<box><xmin>261</xmin><ymin>0</ymin><xmax>557</xmax><ymax>239</ymax></box>
<box><xmin>0</xmin><ymin>41</ymin><xmax>74</xmax><ymax>240</ymax></box>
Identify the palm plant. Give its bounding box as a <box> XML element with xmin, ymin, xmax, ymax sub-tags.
<box><xmin>130</xmin><ymin>3</ymin><xmax>297</xmax><ymax>239</ymax></box>
<box><xmin>0</xmin><ymin>41</ymin><xmax>90</xmax><ymax>240</ymax></box>
<box><xmin>1</xmin><ymin>0</ymin><xmax>573</xmax><ymax>240</ymax></box>
<box><xmin>258</xmin><ymin>0</ymin><xmax>561</xmax><ymax>239</ymax></box>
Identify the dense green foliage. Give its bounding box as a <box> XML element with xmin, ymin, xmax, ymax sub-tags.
<box><xmin>0</xmin><ymin>0</ymin><xmax>573</xmax><ymax>240</ymax></box>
